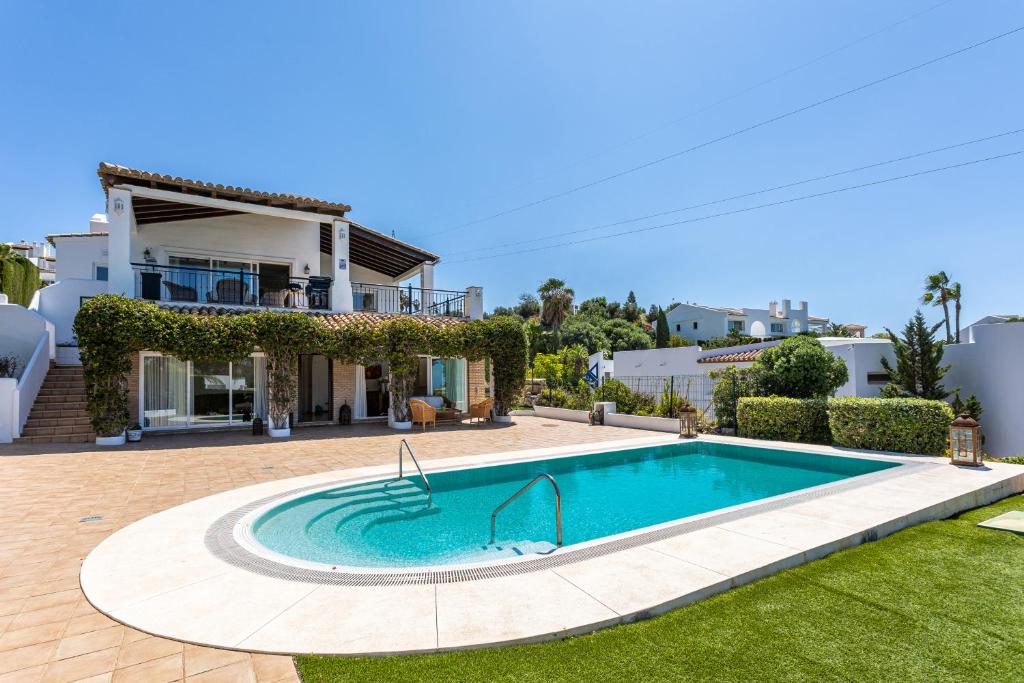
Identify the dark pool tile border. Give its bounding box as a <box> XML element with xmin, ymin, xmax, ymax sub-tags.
<box><xmin>205</xmin><ymin>455</ymin><xmax>930</xmax><ymax>586</ymax></box>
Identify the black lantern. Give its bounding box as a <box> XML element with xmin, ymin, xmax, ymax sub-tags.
<box><xmin>252</xmin><ymin>416</ymin><xmax>264</xmax><ymax>436</ymax></box>
<box><xmin>338</xmin><ymin>401</ymin><xmax>352</xmax><ymax>425</ymax></box>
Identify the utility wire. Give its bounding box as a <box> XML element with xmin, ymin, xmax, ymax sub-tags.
<box><xmin>445</xmin><ymin>149</ymin><xmax>1024</xmax><ymax>264</ymax></box>
<box><xmin>423</xmin><ymin>0</ymin><xmax>958</xmax><ymax>229</ymax></box>
<box><xmin>445</xmin><ymin>127</ymin><xmax>1024</xmax><ymax>256</ymax></box>
<box><xmin>422</xmin><ymin>24</ymin><xmax>1024</xmax><ymax>239</ymax></box>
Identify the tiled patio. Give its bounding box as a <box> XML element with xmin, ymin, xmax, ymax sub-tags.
<box><xmin>0</xmin><ymin>418</ymin><xmax>649</xmax><ymax>682</ymax></box>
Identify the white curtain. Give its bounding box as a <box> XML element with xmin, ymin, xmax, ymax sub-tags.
<box><xmin>252</xmin><ymin>356</ymin><xmax>268</xmax><ymax>421</ymax></box>
<box><xmin>143</xmin><ymin>355</ymin><xmax>189</xmax><ymax>428</ymax></box>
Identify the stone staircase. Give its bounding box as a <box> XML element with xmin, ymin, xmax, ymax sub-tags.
<box><xmin>16</xmin><ymin>364</ymin><xmax>95</xmax><ymax>444</ymax></box>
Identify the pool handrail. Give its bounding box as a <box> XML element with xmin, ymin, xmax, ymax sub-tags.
<box><xmin>398</xmin><ymin>439</ymin><xmax>432</xmax><ymax>492</ymax></box>
<box><xmin>490</xmin><ymin>473</ymin><xmax>563</xmax><ymax>547</ymax></box>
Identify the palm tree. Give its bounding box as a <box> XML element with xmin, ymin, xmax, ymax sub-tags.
<box><xmin>948</xmin><ymin>281</ymin><xmax>962</xmax><ymax>343</ymax></box>
<box><xmin>827</xmin><ymin>322</ymin><xmax>852</xmax><ymax>337</ymax></box>
<box><xmin>921</xmin><ymin>271</ymin><xmax>952</xmax><ymax>343</ymax></box>
<box><xmin>538</xmin><ymin>278</ymin><xmax>574</xmax><ymax>332</ymax></box>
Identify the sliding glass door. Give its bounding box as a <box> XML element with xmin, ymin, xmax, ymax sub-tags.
<box><xmin>141</xmin><ymin>354</ymin><xmax>267</xmax><ymax>429</ymax></box>
<box><xmin>431</xmin><ymin>358</ymin><xmax>467</xmax><ymax>411</ymax></box>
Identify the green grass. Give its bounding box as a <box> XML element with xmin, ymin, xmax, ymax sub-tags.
<box><xmin>297</xmin><ymin>496</ymin><xmax>1024</xmax><ymax>682</ymax></box>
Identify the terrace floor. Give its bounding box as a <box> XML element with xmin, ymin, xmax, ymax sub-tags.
<box><xmin>0</xmin><ymin>418</ymin><xmax>648</xmax><ymax>683</ymax></box>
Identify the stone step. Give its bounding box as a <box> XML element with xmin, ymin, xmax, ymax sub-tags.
<box><xmin>21</xmin><ymin>424</ymin><xmax>94</xmax><ymax>437</ymax></box>
<box><xmin>41</xmin><ymin>380</ymin><xmax>86</xmax><ymax>388</ymax></box>
<box><xmin>34</xmin><ymin>396</ymin><xmax>87</xmax><ymax>407</ymax></box>
<box><xmin>15</xmin><ymin>433</ymin><xmax>94</xmax><ymax>444</ymax></box>
<box><xmin>23</xmin><ymin>416</ymin><xmax>92</xmax><ymax>428</ymax></box>
<box><xmin>38</xmin><ymin>389</ymin><xmax>87</xmax><ymax>398</ymax></box>
<box><xmin>28</xmin><ymin>408</ymin><xmax>89</xmax><ymax>420</ymax></box>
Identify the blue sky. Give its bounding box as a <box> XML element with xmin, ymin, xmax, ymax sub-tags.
<box><xmin>1</xmin><ymin>1</ymin><xmax>1022</xmax><ymax>333</ymax></box>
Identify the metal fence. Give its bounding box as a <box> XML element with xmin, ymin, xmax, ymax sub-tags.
<box><xmin>610</xmin><ymin>374</ymin><xmax>719</xmax><ymax>421</ymax></box>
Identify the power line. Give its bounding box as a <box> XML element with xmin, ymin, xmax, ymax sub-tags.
<box><xmin>421</xmin><ymin>24</ymin><xmax>1024</xmax><ymax>240</ymax></box>
<box><xmin>445</xmin><ymin>149</ymin><xmax>1024</xmax><ymax>264</ymax></box>
<box><xmin>445</xmin><ymin>127</ymin><xmax>1024</xmax><ymax>257</ymax></box>
<box><xmin>422</xmin><ymin>0</ymin><xmax>958</xmax><ymax>229</ymax></box>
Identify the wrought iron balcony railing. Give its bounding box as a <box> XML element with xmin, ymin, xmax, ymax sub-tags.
<box><xmin>351</xmin><ymin>282</ymin><xmax>466</xmax><ymax>318</ymax></box>
<box><xmin>132</xmin><ymin>263</ymin><xmax>331</xmax><ymax>310</ymax></box>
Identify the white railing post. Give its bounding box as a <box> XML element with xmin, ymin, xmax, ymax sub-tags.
<box><xmin>331</xmin><ymin>219</ymin><xmax>353</xmax><ymax>313</ymax></box>
<box><xmin>466</xmin><ymin>286</ymin><xmax>484</xmax><ymax>320</ymax></box>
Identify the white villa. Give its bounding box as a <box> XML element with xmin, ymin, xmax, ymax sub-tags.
<box><xmin>660</xmin><ymin>298</ymin><xmax>830</xmax><ymax>342</ymax></box>
<box><xmin>2</xmin><ymin>163</ymin><xmax>488</xmax><ymax>443</ymax></box>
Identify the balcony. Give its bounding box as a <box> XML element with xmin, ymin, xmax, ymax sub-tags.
<box><xmin>351</xmin><ymin>282</ymin><xmax>466</xmax><ymax>318</ymax></box>
<box><xmin>132</xmin><ymin>263</ymin><xmax>331</xmax><ymax>310</ymax></box>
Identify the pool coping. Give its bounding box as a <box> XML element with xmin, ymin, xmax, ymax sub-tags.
<box><xmin>216</xmin><ymin>440</ymin><xmax>920</xmax><ymax>585</ymax></box>
<box><xmin>80</xmin><ymin>432</ymin><xmax>1024</xmax><ymax>656</ymax></box>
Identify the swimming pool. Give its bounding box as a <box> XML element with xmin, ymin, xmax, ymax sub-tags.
<box><xmin>249</xmin><ymin>441</ymin><xmax>898</xmax><ymax>569</ymax></box>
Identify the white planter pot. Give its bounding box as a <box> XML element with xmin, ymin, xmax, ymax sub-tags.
<box><xmin>126</xmin><ymin>429</ymin><xmax>142</xmax><ymax>442</ymax></box>
<box><xmin>268</xmin><ymin>427</ymin><xmax>291</xmax><ymax>438</ymax></box>
<box><xmin>492</xmin><ymin>415</ymin><xmax>512</xmax><ymax>423</ymax></box>
<box><xmin>95</xmin><ymin>433</ymin><xmax>126</xmax><ymax>447</ymax></box>
<box><xmin>391</xmin><ymin>421</ymin><xmax>412</xmax><ymax>430</ymax></box>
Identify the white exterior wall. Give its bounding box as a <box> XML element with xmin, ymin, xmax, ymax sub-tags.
<box><xmin>818</xmin><ymin>338</ymin><xmax>895</xmax><ymax>398</ymax></box>
<box><xmin>944</xmin><ymin>323</ymin><xmax>1024</xmax><ymax>457</ymax></box>
<box><xmin>613</xmin><ymin>347</ymin><xmax>705</xmax><ymax>377</ymax></box>
<box><xmin>0</xmin><ymin>304</ymin><xmax>54</xmax><ymax>442</ymax></box>
<box><xmin>132</xmin><ymin>213</ymin><xmax>322</xmax><ymax>281</ymax></box>
<box><xmin>53</xmin><ymin>235</ymin><xmax>108</xmax><ymax>281</ymax></box>
<box><xmin>30</xmin><ymin>278</ymin><xmax>109</xmax><ymax>346</ymax></box>
<box><xmin>664</xmin><ymin>304</ymin><xmax>727</xmax><ymax>342</ymax></box>
<box><xmin>587</xmin><ymin>351</ymin><xmax>614</xmax><ymax>383</ymax></box>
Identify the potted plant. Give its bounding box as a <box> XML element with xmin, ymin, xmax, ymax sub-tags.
<box><xmin>126</xmin><ymin>423</ymin><xmax>143</xmax><ymax>442</ymax></box>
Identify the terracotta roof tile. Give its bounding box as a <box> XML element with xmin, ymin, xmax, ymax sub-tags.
<box><xmin>156</xmin><ymin>302</ymin><xmax>465</xmax><ymax>328</ymax></box>
<box><xmin>696</xmin><ymin>348</ymin><xmax>765</xmax><ymax>364</ymax></box>
<box><xmin>98</xmin><ymin>162</ymin><xmax>352</xmax><ymax>215</ymax></box>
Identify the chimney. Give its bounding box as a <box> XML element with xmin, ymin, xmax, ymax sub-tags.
<box><xmin>768</xmin><ymin>301</ymin><xmax>777</xmax><ymax>317</ymax></box>
<box><xmin>781</xmin><ymin>299</ymin><xmax>791</xmax><ymax>318</ymax></box>
<box><xmin>799</xmin><ymin>300</ymin><xmax>808</xmax><ymax>311</ymax></box>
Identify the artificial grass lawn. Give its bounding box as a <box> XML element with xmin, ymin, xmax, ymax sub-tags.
<box><xmin>297</xmin><ymin>495</ymin><xmax>1024</xmax><ymax>682</ymax></box>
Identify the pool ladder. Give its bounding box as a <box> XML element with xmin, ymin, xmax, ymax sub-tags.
<box><xmin>490</xmin><ymin>473</ymin><xmax>563</xmax><ymax>547</ymax></box>
<box><xmin>398</xmin><ymin>439</ymin><xmax>431</xmax><ymax>492</ymax></box>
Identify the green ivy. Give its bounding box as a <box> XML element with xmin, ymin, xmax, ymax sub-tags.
<box><xmin>74</xmin><ymin>295</ymin><xmax>527</xmax><ymax>435</ymax></box>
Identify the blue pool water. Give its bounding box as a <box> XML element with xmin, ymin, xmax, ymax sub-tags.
<box><xmin>251</xmin><ymin>441</ymin><xmax>897</xmax><ymax>568</ymax></box>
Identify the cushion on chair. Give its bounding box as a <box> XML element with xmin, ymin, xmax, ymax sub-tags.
<box><xmin>411</xmin><ymin>396</ymin><xmax>445</xmax><ymax>410</ymax></box>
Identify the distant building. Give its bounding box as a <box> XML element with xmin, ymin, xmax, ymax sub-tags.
<box><xmin>4</xmin><ymin>240</ymin><xmax>55</xmax><ymax>283</ymax></box>
<box><xmin>661</xmin><ymin>298</ymin><xmax>828</xmax><ymax>343</ymax></box>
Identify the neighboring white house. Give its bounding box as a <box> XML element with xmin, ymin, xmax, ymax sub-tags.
<box><xmin>661</xmin><ymin>298</ymin><xmax>829</xmax><ymax>343</ymax></box>
<box><xmin>4</xmin><ymin>240</ymin><xmax>56</xmax><ymax>283</ymax></box>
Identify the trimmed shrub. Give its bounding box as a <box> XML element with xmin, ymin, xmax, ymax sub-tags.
<box><xmin>595</xmin><ymin>379</ymin><xmax>656</xmax><ymax>416</ymax></box>
<box><xmin>829</xmin><ymin>397</ymin><xmax>953</xmax><ymax>456</ymax></box>
<box><xmin>737</xmin><ymin>397</ymin><xmax>831</xmax><ymax>444</ymax></box>
<box><xmin>754</xmin><ymin>336</ymin><xmax>848</xmax><ymax>398</ymax></box>
<box><xmin>709</xmin><ymin>366</ymin><xmax>758</xmax><ymax>428</ymax></box>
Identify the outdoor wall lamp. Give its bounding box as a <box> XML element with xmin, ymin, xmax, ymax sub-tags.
<box><xmin>303</xmin><ymin>263</ymin><xmax>311</xmax><ymax>275</ymax></box>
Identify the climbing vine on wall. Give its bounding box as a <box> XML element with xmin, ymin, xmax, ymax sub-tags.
<box><xmin>74</xmin><ymin>295</ymin><xmax>527</xmax><ymax>435</ymax></box>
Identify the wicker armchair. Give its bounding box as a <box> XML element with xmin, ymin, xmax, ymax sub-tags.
<box><xmin>409</xmin><ymin>399</ymin><xmax>437</xmax><ymax>431</ymax></box>
<box><xmin>468</xmin><ymin>398</ymin><xmax>493</xmax><ymax>424</ymax></box>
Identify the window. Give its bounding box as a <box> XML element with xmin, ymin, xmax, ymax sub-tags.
<box><xmin>693</xmin><ymin>322</ymin><xmax>698</xmax><ymax>330</ymax></box>
<box><xmin>675</xmin><ymin>324</ymin><xmax>681</xmax><ymax>332</ymax></box>
<box><xmin>728</xmin><ymin>320</ymin><xmax>745</xmax><ymax>332</ymax></box>
<box><xmin>94</xmin><ymin>265</ymin><xmax>108</xmax><ymax>281</ymax></box>
<box><xmin>866</xmin><ymin>371</ymin><xmax>891</xmax><ymax>385</ymax></box>
<box><xmin>770</xmin><ymin>322</ymin><xmax>784</xmax><ymax>334</ymax></box>
<box><xmin>141</xmin><ymin>353</ymin><xmax>266</xmax><ymax>429</ymax></box>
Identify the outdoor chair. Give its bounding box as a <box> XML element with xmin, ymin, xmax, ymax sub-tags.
<box><xmin>207</xmin><ymin>278</ymin><xmax>249</xmax><ymax>305</ymax></box>
<box><xmin>162</xmin><ymin>280</ymin><xmax>198</xmax><ymax>302</ymax></box>
<box><xmin>409</xmin><ymin>399</ymin><xmax>437</xmax><ymax>431</ymax></box>
<box><xmin>468</xmin><ymin>398</ymin><xmax>493</xmax><ymax>424</ymax></box>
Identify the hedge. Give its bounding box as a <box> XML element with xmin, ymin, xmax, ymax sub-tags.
<box><xmin>737</xmin><ymin>397</ymin><xmax>831</xmax><ymax>444</ymax></box>
<box><xmin>74</xmin><ymin>295</ymin><xmax>528</xmax><ymax>435</ymax></box>
<box><xmin>829</xmin><ymin>397</ymin><xmax>953</xmax><ymax>456</ymax></box>
<box><xmin>0</xmin><ymin>246</ymin><xmax>41</xmax><ymax>306</ymax></box>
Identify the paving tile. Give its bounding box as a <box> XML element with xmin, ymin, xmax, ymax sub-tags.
<box><xmin>0</xmin><ymin>642</ymin><xmax>59</xmax><ymax>676</ymax></box>
<box><xmin>114</xmin><ymin>637</ymin><xmax>182</xmax><ymax>669</ymax></box>
<box><xmin>62</xmin><ymin>614</ymin><xmax>116</xmax><ymax>639</ymax></box>
<box><xmin>52</xmin><ymin>627</ymin><xmax>124</xmax><ymax>661</ymax></box>
<box><xmin>6</xmin><ymin>605</ymin><xmax>75</xmax><ymax>632</ymax></box>
<box><xmin>249</xmin><ymin>655</ymin><xmax>293</xmax><ymax>683</ymax></box>
<box><xmin>0</xmin><ymin>663</ymin><xmax>46</xmax><ymax>683</ymax></box>
<box><xmin>39</xmin><ymin>646</ymin><xmax>117</xmax><ymax>683</ymax></box>
<box><xmin>185</xmin><ymin>660</ymin><xmax>255</xmax><ymax>683</ymax></box>
<box><xmin>183</xmin><ymin>647</ymin><xmax>247</xmax><ymax>678</ymax></box>
<box><xmin>111</xmin><ymin>653</ymin><xmax>181</xmax><ymax>683</ymax></box>
<box><xmin>0</xmin><ymin>625</ymin><xmax>66</xmax><ymax>655</ymax></box>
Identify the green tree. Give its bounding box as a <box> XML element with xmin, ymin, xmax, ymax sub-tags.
<box><xmin>514</xmin><ymin>293</ymin><xmax>541</xmax><ymax>319</ymax></box>
<box><xmin>538</xmin><ymin>278</ymin><xmax>574</xmax><ymax>332</ymax></box>
<box><xmin>948</xmin><ymin>281</ymin><xmax>962</xmax><ymax>343</ymax></box>
<box><xmin>558</xmin><ymin>344</ymin><xmax>590</xmax><ymax>387</ymax></box>
<box><xmin>623</xmin><ymin>291</ymin><xmax>641</xmax><ymax>323</ymax></box>
<box><xmin>950</xmin><ymin>391</ymin><xmax>982</xmax><ymax>420</ymax></box>
<box><xmin>753</xmin><ymin>336</ymin><xmax>848</xmax><ymax>398</ymax></box>
<box><xmin>826</xmin><ymin>322</ymin><xmax>853</xmax><ymax>337</ymax></box>
<box><xmin>880</xmin><ymin>310</ymin><xmax>950</xmax><ymax>400</ymax></box>
<box><xmin>559</xmin><ymin>316</ymin><xmax>609</xmax><ymax>354</ymax></box>
<box><xmin>577</xmin><ymin>296</ymin><xmax>609</xmax><ymax>319</ymax></box>
<box><xmin>667</xmin><ymin>335</ymin><xmax>692</xmax><ymax>347</ymax></box>
<box><xmin>655</xmin><ymin>308</ymin><xmax>669</xmax><ymax>348</ymax></box>
<box><xmin>603</xmin><ymin>318</ymin><xmax>653</xmax><ymax>351</ymax></box>
<box><xmin>922</xmin><ymin>271</ymin><xmax>953</xmax><ymax>343</ymax></box>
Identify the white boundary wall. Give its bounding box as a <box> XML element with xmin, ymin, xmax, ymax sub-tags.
<box><xmin>0</xmin><ymin>304</ymin><xmax>54</xmax><ymax>442</ymax></box>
